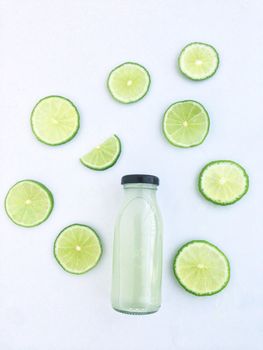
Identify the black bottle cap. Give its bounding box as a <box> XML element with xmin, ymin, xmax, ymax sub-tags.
<box><xmin>121</xmin><ymin>174</ymin><xmax>159</xmax><ymax>186</ymax></box>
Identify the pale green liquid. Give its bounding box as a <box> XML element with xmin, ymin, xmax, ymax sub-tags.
<box><xmin>111</xmin><ymin>184</ymin><xmax>162</xmax><ymax>314</ymax></box>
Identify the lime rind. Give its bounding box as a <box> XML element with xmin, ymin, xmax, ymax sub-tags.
<box><xmin>178</xmin><ymin>42</ymin><xmax>219</xmax><ymax>81</ymax></box>
<box><xmin>5</xmin><ymin>179</ymin><xmax>54</xmax><ymax>227</ymax></box>
<box><xmin>173</xmin><ymin>240</ymin><xmax>230</xmax><ymax>296</ymax></box>
<box><xmin>31</xmin><ymin>95</ymin><xmax>80</xmax><ymax>146</ymax></box>
<box><xmin>107</xmin><ymin>62</ymin><xmax>151</xmax><ymax>104</ymax></box>
<box><xmin>54</xmin><ymin>224</ymin><xmax>102</xmax><ymax>275</ymax></box>
<box><xmin>80</xmin><ymin>135</ymin><xmax>121</xmax><ymax>171</ymax></box>
<box><xmin>162</xmin><ymin>100</ymin><xmax>210</xmax><ymax>148</ymax></box>
<box><xmin>198</xmin><ymin>160</ymin><xmax>249</xmax><ymax>205</ymax></box>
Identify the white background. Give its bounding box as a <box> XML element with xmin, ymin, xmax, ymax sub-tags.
<box><xmin>0</xmin><ymin>1</ymin><xmax>262</xmax><ymax>349</ymax></box>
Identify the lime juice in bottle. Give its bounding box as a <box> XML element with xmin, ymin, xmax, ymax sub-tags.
<box><xmin>111</xmin><ymin>175</ymin><xmax>163</xmax><ymax>315</ymax></box>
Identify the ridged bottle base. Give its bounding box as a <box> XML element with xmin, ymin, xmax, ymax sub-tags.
<box><xmin>113</xmin><ymin>307</ymin><xmax>160</xmax><ymax>315</ymax></box>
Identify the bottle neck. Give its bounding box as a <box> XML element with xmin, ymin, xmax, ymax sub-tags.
<box><xmin>123</xmin><ymin>183</ymin><xmax>157</xmax><ymax>200</ymax></box>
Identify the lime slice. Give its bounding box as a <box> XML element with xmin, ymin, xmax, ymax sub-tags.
<box><xmin>54</xmin><ymin>224</ymin><xmax>102</xmax><ymax>274</ymax></box>
<box><xmin>178</xmin><ymin>42</ymin><xmax>219</xmax><ymax>80</ymax></box>
<box><xmin>199</xmin><ymin>160</ymin><xmax>249</xmax><ymax>205</ymax></box>
<box><xmin>107</xmin><ymin>62</ymin><xmax>150</xmax><ymax>103</ymax></box>
<box><xmin>174</xmin><ymin>240</ymin><xmax>230</xmax><ymax>296</ymax></box>
<box><xmin>163</xmin><ymin>100</ymin><xmax>210</xmax><ymax>148</ymax></box>
<box><xmin>80</xmin><ymin>135</ymin><xmax>121</xmax><ymax>170</ymax></box>
<box><xmin>5</xmin><ymin>180</ymin><xmax>54</xmax><ymax>227</ymax></box>
<box><xmin>31</xmin><ymin>95</ymin><xmax>80</xmax><ymax>145</ymax></box>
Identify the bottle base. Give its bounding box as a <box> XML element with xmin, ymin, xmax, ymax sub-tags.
<box><xmin>113</xmin><ymin>306</ymin><xmax>160</xmax><ymax>315</ymax></box>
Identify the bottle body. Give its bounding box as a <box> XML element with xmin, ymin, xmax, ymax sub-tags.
<box><xmin>111</xmin><ymin>182</ymin><xmax>162</xmax><ymax>315</ymax></box>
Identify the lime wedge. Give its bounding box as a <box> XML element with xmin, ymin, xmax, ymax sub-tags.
<box><xmin>80</xmin><ymin>135</ymin><xmax>121</xmax><ymax>170</ymax></box>
<box><xmin>107</xmin><ymin>62</ymin><xmax>150</xmax><ymax>103</ymax></box>
<box><xmin>163</xmin><ymin>100</ymin><xmax>210</xmax><ymax>148</ymax></box>
<box><xmin>31</xmin><ymin>95</ymin><xmax>80</xmax><ymax>145</ymax></box>
<box><xmin>174</xmin><ymin>240</ymin><xmax>230</xmax><ymax>296</ymax></box>
<box><xmin>5</xmin><ymin>180</ymin><xmax>54</xmax><ymax>227</ymax></box>
<box><xmin>54</xmin><ymin>224</ymin><xmax>102</xmax><ymax>274</ymax></box>
<box><xmin>178</xmin><ymin>42</ymin><xmax>219</xmax><ymax>80</ymax></box>
<box><xmin>199</xmin><ymin>160</ymin><xmax>249</xmax><ymax>205</ymax></box>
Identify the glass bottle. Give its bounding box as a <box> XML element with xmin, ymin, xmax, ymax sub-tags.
<box><xmin>111</xmin><ymin>174</ymin><xmax>163</xmax><ymax>315</ymax></box>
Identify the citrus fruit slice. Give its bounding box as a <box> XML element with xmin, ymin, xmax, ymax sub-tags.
<box><xmin>174</xmin><ymin>240</ymin><xmax>230</xmax><ymax>296</ymax></box>
<box><xmin>163</xmin><ymin>100</ymin><xmax>209</xmax><ymax>147</ymax></box>
<box><xmin>54</xmin><ymin>224</ymin><xmax>102</xmax><ymax>274</ymax></box>
<box><xmin>5</xmin><ymin>180</ymin><xmax>54</xmax><ymax>227</ymax></box>
<box><xmin>178</xmin><ymin>42</ymin><xmax>219</xmax><ymax>80</ymax></box>
<box><xmin>107</xmin><ymin>62</ymin><xmax>150</xmax><ymax>103</ymax></box>
<box><xmin>80</xmin><ymin>135</ymin><xmax>121</xmax><ymax>170</ymax></box>
<box><xmin>31</xmin><ymin>95</ymin><xmax>80</xmax><ymax>145</ymax></box>
<box><xmin>198</xmin><ymin>160</ymin><xmax>249</xmax><ymax>205</ymax></box>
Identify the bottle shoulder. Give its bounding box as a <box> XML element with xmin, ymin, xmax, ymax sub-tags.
<box><xmin>120</xmin><ymin>195</ymin><xmax>160</xmax><ymax>213</ymax></box>
<box><xmin>116</xmin><ymin>195</ymin><xmax>162</xmax><ymax>228</ymax></box>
